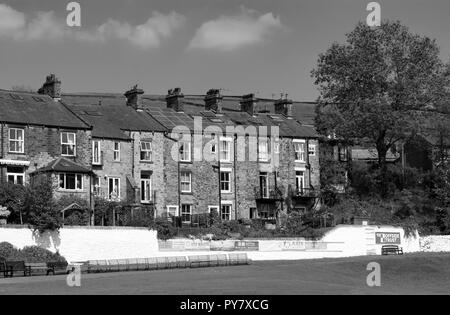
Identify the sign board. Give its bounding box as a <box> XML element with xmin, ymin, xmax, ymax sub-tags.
<box><xmin>234</xmin><ymin>241</ymin><xmax>259</xmax><ymax>251</ymax></box>
<box><xmin>375</xmin><ymin>232</ymin><xmax>401</xmax><ymax>244</ymax></box>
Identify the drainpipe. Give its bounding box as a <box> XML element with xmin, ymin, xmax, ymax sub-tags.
<box><xmin>234</xmin><ymin>134</ymin><xmax>238</xmax><ymax>221</ymax></box>
<box><xmin>1</xmin><ymin>124</ymin><xmax>3</xmax><ymax>183</ymax></box>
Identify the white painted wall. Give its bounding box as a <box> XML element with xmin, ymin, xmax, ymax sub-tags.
<box><xmin>420</xmin><ymin>235</ymin><xmax>450</xmax><ymax>252</ymax></box>
<box><xmin>0</xmin><ymin>226</ymin><xmax>158</xmax><ymax>263</ymax></box>
<box><xmin>0</xmin><ymin>224</ymin><xmax>443</xmax><ymax>263</ymax></box>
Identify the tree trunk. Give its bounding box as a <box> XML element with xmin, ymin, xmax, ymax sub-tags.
<box><xmin>376</xmin><ymin>140</ymin><xmax>389</xmax><ymax>197</ymax></box>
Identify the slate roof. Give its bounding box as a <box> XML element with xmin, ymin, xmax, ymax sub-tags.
<box><xmin>0</xmin><ymin>90</ymin><xmax>89</xmax><ymax>129</ymax></box>
<box><xmin>33</xmin><ymin>157</ymin><xmax>92</xmax><ymax>174</ymax></box>
<box><xmin>60</xmin><ymin>92</ymin><xmax>318</xmax><ymax>139</ymax></box>
<box><xmin>62</xmin><ymin>94</ymin><xmax>167</xmax><ymax>140</ymax></box>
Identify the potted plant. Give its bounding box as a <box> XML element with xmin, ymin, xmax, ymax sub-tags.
<box><xmin>0</xmin><ymin>206</ymin><xmax>10</xmax><ymax>225</ymax></box>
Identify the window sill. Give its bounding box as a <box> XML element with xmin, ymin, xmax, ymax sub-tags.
<box><xmin>140</xmin><ymin>160</ymin><xmax>153</xmax><ymax>164</ymax></box>
<box><xmin>181</xmin><ymin>191</ymin><xmax>193</xmax><ymax>195</ymax></box>
<box><xmin>8</xmin><ymin>152</ymin><xmax>25</xmax><ymax>155</ymax></box>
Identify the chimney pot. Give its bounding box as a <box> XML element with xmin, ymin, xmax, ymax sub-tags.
<box><xmin>124</xmin><ymin>84</ymin><xmax>145</xmax><ymax>111</ymax></box>
<box><xmin>240</xmin><ymin>93</ymin><xmax>258</xmax><ymax>116</ymax></box>
<box><xmin>274</xmin><ymin>98</ymin><xmax>294</xmax><ymax>118</ymax></box>
<box><xmin>38</xmin><ymin>74</ymin><xmax>61</xmax><ymax>101</ymax></box>
<box><xmin>204</xmin><ymin>89</ymin><xmax>223</xmax><ymax>112</ymax></box>
<box><xmin>166</xmin><ymin>87</ymin><xmax>184</xmax><ymax>112</ymax></box>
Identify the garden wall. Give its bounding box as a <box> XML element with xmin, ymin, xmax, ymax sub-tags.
<box><xmin>0</xmin><ymin>226</ymin><xmax>158</xmax><ymax>262</ymax></box>
<box><xmin>1</xmin><ymin>224</ymin><xmax>445</xmax><ymax>263</ymax></box>
<box><xmin>420</xmin><ymin>235</ymin><xmax>450</xmax><ymax>252</ymax></box>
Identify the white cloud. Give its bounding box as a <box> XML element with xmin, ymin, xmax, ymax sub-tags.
<box><xmin>0</xmin><ymin>4</ymin><xmax>185</xmax><ymax>49</ymax></box>
<box><xmin>78</xmin><ymin>11</ymin><xmax>186</xmax><ymax>49</ymax></box>
<box><xmin>189</xmin><ymin>7</ymin><xmax>283</xmax><ymax>51</ymax></box>
<box><xmin>0</xmin><ymin>4</ymin><xmax>26</xmax><ymax>36</ymax></box>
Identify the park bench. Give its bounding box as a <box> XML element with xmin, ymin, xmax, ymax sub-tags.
<box><xmin>381</xmin><ymin>245</ymin><xmax>404</xmax><ymax>255</ymax></box>
<box><xmin>5</xmin><ymin>261</ymin><xmax>32</xmax><ymax>277</ymax></box>
<box><xmin>189</xmin><ymin>255</ymin><xmax>212</xmax><ymax>268</ymax></box>
<box><xmin>228</xmin><ymin>253</ymin><xmax>250</xmax><ymax>265</ymax></box>
<box><xmin>25</xmin><ymin>263</ymin><xmax>48</xmax><ymax>276</ymax></box>
<box><xmin>47</xmin><ymin>261</ymin><xmax>69</xmax><ymax>275</ymax></box>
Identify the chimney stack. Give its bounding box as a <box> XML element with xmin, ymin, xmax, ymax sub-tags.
<box><xmin>240</xmin><ymin>93</ymin><xmax>258</xmax><ymax>116</ymax></box>
<box><xmin>274</xmin><ymin>97</ymin><xmax>293</xmax><ymax>118</ymax></box>
<box><xmin>38</xmin><ymin>74</ymin><xmax>61</xmax><ymax>101</ymax></box>
<box><xmin>204</xmin><ymin>89</ymin><xmax>223</xmax><ymax>113</ymax></box>
<box><xmin>166</xmin><ymin>87</ymin><xmax>184</xmax><ymax>112</ymax></box>
<box><xmin>124</xmin><ymin>85</ymin><xmax>145</xmax><ymax>111</ymax></box>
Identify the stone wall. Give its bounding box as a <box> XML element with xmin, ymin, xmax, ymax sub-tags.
<box><xmin>420</xmin><ymin>235</ymin><xmax>450</xmax><ymax>252</ymax></box>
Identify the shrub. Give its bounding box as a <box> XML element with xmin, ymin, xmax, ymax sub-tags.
<box><xmin>0</xmin><ymin>242</ymin><xmax>17</xmax><ymax>259</ymax></box>
<box><xmin>150</xmin><ymin>218</ymin><xmax>178</xmax><ymax>240</ymax></box>
<box><xmin>19</xmin><ymin>246</ymin><xmax>66</xmax><ymax>263</ymax></box>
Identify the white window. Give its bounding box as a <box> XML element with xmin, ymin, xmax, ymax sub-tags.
<box><xmin>141</xmin><ymin>173</ymin><xmax>152</xmax><ymax>203</ymax></box>
<box><xmin>294</xmin><ymin>140</ymin><xmax>306</xmax><ymax>162</ymax></box>
<box><xmin>308</xmin><ymin>144</ymin><xmax>316</xmax><ymax>156</ymax></box>
<box><xmin>274</xmin><ymin>139</ymin><xmax>280</xmax><ymax>154</ymax></box>
<box><xmin>113</xmin><ymin>142</ymin><xmax>120</xmax><ymax>161</ymax></box>
<box><xmin>167</xmin><ymin>205</ymin><xmax>179</xmax><ymax>218</ymax></box>
<box><xmin>93</xmin><ymin>176</ymin><xmax>100</xmax><ymax>195</ymax></box>
<box><xmin>208</xmin><ymin>206</ymin><xmax>219</xmax><ymax>214</ymax></box>
<box><xmin>259</xmin><ymin>138</ymin><xmax>270</xmax><ymax>161</ymax></box>
<box><xmin>92</xmin><ymin>140</ymin><xmax>101</xmax><ymax>165</ymax></box>
<box><xmin>140</xmin><ymin>141</ymin><xmax>152</xmax><ymax>161</ymax></box>
<box><xmin>219</xmin><ymin>138</ymin><xmax>232</xmax><ymax>162</ymax></box>
<box><xmin>7</xmin><ymin>166</ymin><xmax>24</xmax><ymax>185</ymax></box>
<box><xmin>259</xmin><ymin>172</ymin><xmax>269</xmax><ymax>198</ymax></box>
<box><xmin>108</xmin><ymin>177</ymin><xmax>120</xmax><ymax>200</ymax></box>
<box><xmin>220</xmin><ymin>203</ymin><xmax>232</xmax><ymax>221</ymax></box>
<box><xmin>180</xmin><ymin>171</ymin><xmax>192</xmax><ymax>193</ymax></box>
<box><xmin>59</xmin><ymin>173</ymin><xmax>83</xmax><ymax>191</ymax></box>
<box><xmin>179</xmin><ymin>140</ymin><xmax>191</xmax><ymax>162</ymax></box>
<box><xmin>61</xmin><ymin>132</ymin><xmax>76</xmax><ymax>156</ymax></box>
<box><xmin>220</xmin><ymin>171</ymin><xmax>231</xmax><ymax>193</ymax></box>
<box><xmin>296</xmin><ymin>171</ymin><xmax>305</xmax><ymax>193</ymax></box>
<box><xmin>9</xmin><ymin>128</ymin><xmax>24</xmax><ymax>153</ymax></box>
<box><xmin>181</xmin><ymin>204</ymin><xmax>192</xmax><ymax>223</ymax></box>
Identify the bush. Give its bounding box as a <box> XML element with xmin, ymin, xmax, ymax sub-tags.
<box><xmin>0</xmin><ymin>242</ymin><xmax>17</xmax><ymax>259</ymax></box>
<box><xmin>18</xmin><ymin>246</ymin><xmax>66</xmax><ymax>263</ymax></box>
<box><xmin>150</xmin><ymin>218</ymin><xmax>178</xmax><ymax>240</ymax></box>
<box><xmin>0</xmin><ymin>242</ymin><xmax>66</xmax><ymax>263</ymax></box>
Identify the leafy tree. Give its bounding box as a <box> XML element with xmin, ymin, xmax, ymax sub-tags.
<box><xmin>25</xmin><ymin>176</ymin><xmax>61</xmax><ymax>233</ymax></box>
<box><xmin>312</xmin><ymin>21</ymin><xmax>449</xmax><ymax>194</ymax></box>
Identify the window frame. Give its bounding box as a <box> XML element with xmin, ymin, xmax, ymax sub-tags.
<box><xmin>220</xmin><ymin>170</ymin><xmax>231</xmax><ymax>193</ymax></box>
<box><xmin>141</xmin><ymin>174</ymin><xmax>152</xmax><ymax>203</ymax></box>
<box><xmin>6</xmin><ymin>166</ymin><xmax>25</xmax><ymax>185</ymax></box>
<box><xmin>308</xmin><ymin>144</ymin><xmax>316</xmax><ymax>156</ymax></box>
<box><xmin>219</xmin><ymin>137</ymin><xmax>232</xmax><ymax>162</ymax></box>
<box><xmin>167</xmin><ymin>205</ymin><xmax>179</xmax><ymax>218</ymax></box>
<box><xmin>61</xmin><ymin>132</ymin><xmax>76</xmax><ymax>157</ymax></box>
<box><xmin>293</xmin><ymin>140</ymin><xmax>306</xmax><ymax>162</ymax></box>
<box><xmin>179</xmin><ymin>140</ymin><xmax>192</xmax><ymax>162</ymax></box>
<box><xmin>258</xmin><ymin>138</ymin><xmax>270</xmax><ymax>162</ymax></box>
<box><xmin>220</xmin><ymin>203</ymin><xmax>232</xmax><ymax>221</ymax></box>
<box><xmin>181</xmin><ymin>204</ymin><xmax>192</xmax><ymax>223</ymax></box>
<box><xmin>113</xmin><ymin>142</ymin><xmax>121</xmax><ymax>161</ymax></box>
<box><xmin>140</xmin><ymin>141</ymin><xmax>152</xmax><ymax>162</ymax></box>
<box><xmin>180</xmin><ymin>171</ymin><xmax>192</xmax><ymax>193</ymax></box>
<box><xmin>92</xmin><ymin>140</ymin><xmax>101</xmax><ymax>165</ymax></box>
<box><xmin>8</xmin><ymin>128</ymin><xmax>25</xmax><ymax>154</ymax></box>
<box><xmin>59</xmin><ymin>173</ymin><xmax>83</xmax><ymax>191</ymax></box>
<box><xmin>108</xmin><ymin>177</ymin><xmax>121</xmax><ymax>200</ymax></box>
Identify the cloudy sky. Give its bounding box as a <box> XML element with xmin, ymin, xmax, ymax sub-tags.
<box><xmin>0</xmin><ymin>0</ymin><xmax>449</xmax><ymax>100</ymax></box>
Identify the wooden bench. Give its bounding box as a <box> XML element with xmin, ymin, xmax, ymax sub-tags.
<box><xmin>25</xmin><ymin>263</ymin><xmax>48</xmax><ymax>276</ymax></box>
<box><xmin>5</xmin><ymin>261</ymin><xmax>32</xmax><ymax>277</ymax></box>
<box><xmin>47</xmin><ymin>261</ymin><xmax>69</xmax><ymax>275</ymax></box>
<box><xmin>189</xmin><ymin>255</ymin><xmax>212</xmax><ymax>268</ymax></box>
<box><xmin>381</xmin><ymin>245</ymin><xmax>404</xmax><ymax>255</ymax></box>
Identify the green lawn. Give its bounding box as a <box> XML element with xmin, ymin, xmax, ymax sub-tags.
<box><xmin>0</xmin><ymin>253</ymin><xmax>449</xmax><ymax>295</ymax></box>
